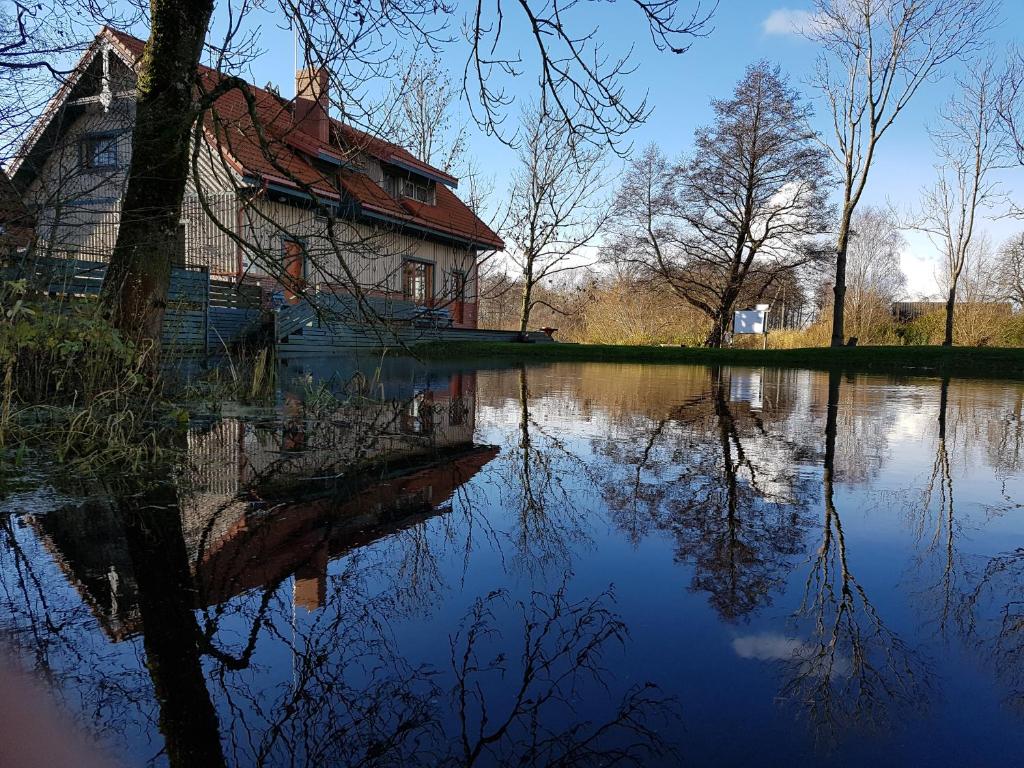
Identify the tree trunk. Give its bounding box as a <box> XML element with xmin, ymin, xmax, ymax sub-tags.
<box><xmin>117</xmin><ymin>481</ymin><xmax>226</xmax><ymax>768</ymax></box>
<box><xmin>704</xmin><ymin>290</ymin><xmax>738</xmax><ymax>348</ymax></box>
<box><xmin>830</xmin><ymin>246</ymin><xmax>848</xmax><ymax>348</ymax></box>
<box><xmin>101</xmin><ymin>0</ymin><xmax>215</xmax><ymax>351</ymax></box>
<box><xmin>518</xmin><ymin>276</ymin><xmax>533</xmax><ymax>340</ymax></box>
<box><xmin>705</xmin><ymin>317</ymin><xmax>727</xmax><ymax>348</ymax></box>
<box><xmin>943</xmin><ymin>285</ymin><xmax>956</xmax><ymax>347</ymax></box>
<box><xmin>830</xmin><ymin>212</ymin><xmax>855</xmax><ymax>348</ymax></box>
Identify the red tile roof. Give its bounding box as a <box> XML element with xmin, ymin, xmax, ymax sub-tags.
<box><xmin>105</xmin><ymin>28</ymin><xmax>502</xmax><ymax>250</ymax></box>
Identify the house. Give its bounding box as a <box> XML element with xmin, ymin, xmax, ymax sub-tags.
<box><xmin>8</xmin><ymin>27</ymin><xmax>503</xmax><ymax>329</ymax></box>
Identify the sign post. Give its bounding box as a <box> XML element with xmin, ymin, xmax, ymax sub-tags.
<box><xmin>732</xmin><ymin>304</ymin><xmax>770</xmax><ymax>349</ymax></box>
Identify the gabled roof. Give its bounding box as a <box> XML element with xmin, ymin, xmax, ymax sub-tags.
<box><xmin>99</xmin><ymin>28</ymin><xmax>502</xmax><ymax>250</ymax></box>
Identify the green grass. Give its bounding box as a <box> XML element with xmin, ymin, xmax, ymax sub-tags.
<box><xmin>411</xmin><ymin>341</ymin><xmax>1024</xmax><ymax>379</ymax></box>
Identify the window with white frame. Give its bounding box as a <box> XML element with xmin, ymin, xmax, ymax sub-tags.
<box><xmin>400</xmin><ymin>177</ymin><xmax>434</xmax><ymax>204</ymax></box>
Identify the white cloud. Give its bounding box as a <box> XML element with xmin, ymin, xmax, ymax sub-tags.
<box><xmin>732</xmin><ymin>632</ymin><xmax>852</xmax><ymax>679</ymax></box>
<box><xmin>762</xmin><ymin>8</ymin><xmax>817</xmax><ymax>37</ymax></box>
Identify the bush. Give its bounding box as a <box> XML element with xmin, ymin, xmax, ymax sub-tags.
<box><xmin>0</xmin><ymin>280</ymin><xmax>150</xmax><ymax>406</ymax></box>
<box><xmin>0</xmin><ymin>281</ymin><xmax>180</xmax><ymax>473</ymax></box>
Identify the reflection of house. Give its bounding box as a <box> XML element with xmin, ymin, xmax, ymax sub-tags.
<box><xmin>10</xmin><ymin>28</ymin><xmax>502</xmax><ymax>328</ymax></box>
<box><xmin>198</xmin><ymin>443</ymin><xmax>498</xmax><ymax>609</ymax></box>
<box><xmin>28</xmin><ymin>371</ymin><xmax>495</xmax><ymax>637</ymax></box>
<box><xmin>28</xmin><ymin>501</ymin><xmax>143</xmax><ymax>640</ymax></box>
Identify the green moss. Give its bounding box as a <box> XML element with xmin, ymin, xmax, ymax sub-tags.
<box><xmin>409</xmin><ymin>341</ymin><xmax>1024</xmax><ymax>380</ymax></box>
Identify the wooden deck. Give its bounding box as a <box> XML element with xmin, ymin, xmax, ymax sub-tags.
<box><xmin>273</xmin><ymin>294</ymin><xmax>554</xmax><ymax>358</ymax></box>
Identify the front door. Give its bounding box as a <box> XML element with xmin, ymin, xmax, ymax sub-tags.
<box><xmin>452</xmin><ymin>270</ymin><xmax>466</xmax><ymax>324</ymax></box>
<box><xmin>282</xmin><ymin>239</ymin><xmax>305</xmax><ymax>304</ymax></box>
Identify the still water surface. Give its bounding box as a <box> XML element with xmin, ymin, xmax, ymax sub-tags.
<box><xmin>2</xmin><ymin>360</ymin><xmax>1024</xmax><ymax>766</ymax></box>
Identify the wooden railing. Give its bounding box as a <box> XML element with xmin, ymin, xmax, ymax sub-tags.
<box><xmin>2</xmin><ymin>255</ymin><xmax>265</xmax><ymax>354</ymax></box>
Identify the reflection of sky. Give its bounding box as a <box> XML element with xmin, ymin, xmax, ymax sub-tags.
<box><xmin>733</xmin><ymin>633</ymin><xmax>852</xmax><ymax>679</ymax></box>
<box><xmin>4</xmin><ymin>362</ymin><xmax>1024</xmax><ymax>766</ymax></box>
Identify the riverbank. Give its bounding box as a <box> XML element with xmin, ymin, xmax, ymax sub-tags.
<box><xmin>411</xmin><ymin>341</ymin><xmax>1024</xmax><ymax>379</ymax></box>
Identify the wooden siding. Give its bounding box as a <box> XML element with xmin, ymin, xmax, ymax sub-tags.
<box><xmin>242</xmin><ymin>198</ymin><xmax>480</xmax><ymax>302</ymax></box>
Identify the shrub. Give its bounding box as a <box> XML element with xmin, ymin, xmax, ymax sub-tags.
<box><xmin>0</xmin><ymin>282</ymin><xmax>180</xmax><ymax>473</ymax></box>
<box><xmin>0</xmin><ymin>281</ymin><xmax>150</xmax><ymax>406</ymax></box>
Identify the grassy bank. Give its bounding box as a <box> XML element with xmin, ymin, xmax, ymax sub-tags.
<box><xmin>411</xmin><ymin>341</ymin><xmax>1024</xmax><ymax>379</ymax></box>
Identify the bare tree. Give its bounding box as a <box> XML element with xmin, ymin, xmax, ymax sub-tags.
<box><xmin>504</xmin><ymin>105</ymin><xmax>608</xmax><ymax>337</ymax></box>
<box><xmin>830</xmin><ymin>206</ymin><xmax>907</xmax><ymax>341</ymax></box>
<box><xmin>806</xmin><ymin>0</ymin><xmax>998</xmax><ymax>347</ymax></box>
<box><xmin>604</xmin><ymin>142</ymin><xmax>683</xmax><ymax>286</ymax></box>
<box><xmin>389</xmin><ymin>54</ymin><xmax>468</xmax><ymax>174</ymax></box>
<box><xmin>994</xmin><ymin>232</ymin><xmax>1024</xmax><ymax>307</ymax></box>
<box><xmin>911</xmin><ymin>59</ymin><xmax>1007</xmax><ymax>346</ymax></box>
<box><xmin>100</xmin><ymin>0</ymin><xmax>217</xmax><ymax>347</ymax></box>
<box><xmin>611</xmin><ymin>62</ymin><xmax>832</xmax><ymax>347</ymax></box>
<box><xmin>998</xmin><ymin>45</ymin><xmax>1024</xmax><ymax>184</ymax></box>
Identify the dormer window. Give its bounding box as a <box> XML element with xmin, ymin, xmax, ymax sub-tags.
<box><xmin>401</xmin><ymin>177</ymin><xmax>434</xmax><ymax>205</ymax></box>
<box><xmin>80</xmin><ymin>132</ymin><xmax>118</xmax><ymax>170</ymax></box>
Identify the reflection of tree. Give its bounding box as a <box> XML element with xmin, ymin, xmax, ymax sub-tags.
<box><xmin>910</xmin><ymin>377</ymin><xmax>967</xmax><ymax>633</ymax></box>
<box><xmin>114</xmin><ymin>478</ymin><xmax>227</xmax><ymax>768</ymax></box>
<box><xmin>495</xmin><ymin>366</ymin><xmax>593</xmax><ymax>570</ymax></box>
<box><xmin>595</xmin><ymin>368</ymin><xmax>815</xmax><ymax>621</ymax></box>
<box><xmin>785</xmin><ymin>371</ymin><xmax>928</xmax><ymax>744</ymax></box>
<box><xmin>988</xmin><ymin>388</ymin><xmax>1024</xmax><ymax>475</ymax></box>
<box><xmin>959</xmin><ymin>549</ymin><xmax>1024</xmax><ymax>711</ymax></box>
<box><xmin>446</xmin><ymin>579</ymin><xmax>678</xmax><ymax>767</ymax></box>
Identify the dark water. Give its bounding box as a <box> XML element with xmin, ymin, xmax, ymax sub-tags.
<box><xmin>2</xmin><ymin>360</ymin><xmax>1024</xmax><ymax>766</ymax></box>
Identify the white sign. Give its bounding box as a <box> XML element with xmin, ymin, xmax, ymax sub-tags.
<box><xmin>733</xmin><ymin>309</ymin><xmax>767</xmax><ymax>335</ymax></box>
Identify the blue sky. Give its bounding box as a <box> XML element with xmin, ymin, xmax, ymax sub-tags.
<box><xmin>112</xmin><ymin>1</ymin><xmax>1024</xmax><ymax>297</ymax></box>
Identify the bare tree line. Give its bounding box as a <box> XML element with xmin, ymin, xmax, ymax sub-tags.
<box><xmin>483</xmin><ymin>0</ymin><xmax>1024</xmax><ymax>348</ymax></box>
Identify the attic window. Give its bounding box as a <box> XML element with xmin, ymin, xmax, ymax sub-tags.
<box><xmin>401</xmin><ymin>177</ymin><xmax>434</xmax><ymax>205</ymax></box>
<box><xmin>80</xmin><ymin>132</ymin><xmax>118</xmax><ymax>170</ymax></box>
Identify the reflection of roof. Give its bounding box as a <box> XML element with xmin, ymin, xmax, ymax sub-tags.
<box><xmin>26</xmin><ymin>503</ymin><xmax>142</xmax><ymax>642</ymax></box>
<box><xmin>102</xmin><ymin>28</ymin><xmax>503</xmax><ymax>250</ymax></box>
<box><xmin>195</xmin><ymin>444</ymin><xmax>499</xmax><ymax>606</ymax></box>
<box><xmin>24</xmin><ymin>444</ymin><xmax>497</xmax><ymax>641</ymax></box>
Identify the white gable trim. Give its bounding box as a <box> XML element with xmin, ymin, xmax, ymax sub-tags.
<box><xmin>9</xmin><ymin>29</ymin><xmax>139</xmax><ymax>178</ymax></box>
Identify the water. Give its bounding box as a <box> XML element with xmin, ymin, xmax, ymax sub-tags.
<box><xmin>2</xmin><ymin>360</ymin><xmax>1023</xmax><ymax>766</ymax></box>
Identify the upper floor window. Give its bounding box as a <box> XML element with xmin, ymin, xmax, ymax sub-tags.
<box><xmin>80</xmin><ymin>132</ymin><xmax>118</xmax><ymax>170</ymax></box>
<box><xmin>401</xmin><ymin>177</ymin><xmax>434</xmax><ymax>205</ymax></box>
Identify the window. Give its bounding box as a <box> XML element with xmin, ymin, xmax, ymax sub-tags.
<box><xmin>172</xmin><ymin>223</ymin><xmax>186</xmax><ymax>267</ymax></box>
<box><xmin>80</xmin><ymin>133</ymin><xmax>118</xmax><ymax>169</ymax></box>
<box><xmin>402</xmin><ymin>260</ymin><xmax>433</xmax><ymax>304</ymax></box>
<box><xmin>401</xmin><ymin>177</ymin><xmax>434</xmax><ymax>204</ymax></box>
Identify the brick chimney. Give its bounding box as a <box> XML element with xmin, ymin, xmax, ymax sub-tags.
<box><xmin>295</xmin><ymin>67</ymin><xmax>330</xmax><ymax>143</ymax></box>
